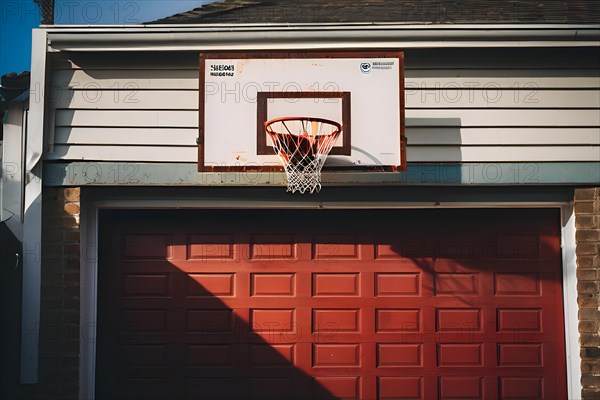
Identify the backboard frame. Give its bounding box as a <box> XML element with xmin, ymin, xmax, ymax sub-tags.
<box><xmin>198</xmin><ymin>50</ymin><xmax>406</xmax><ymax>173</ymax></box>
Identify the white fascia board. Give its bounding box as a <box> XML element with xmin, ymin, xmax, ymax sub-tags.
<box><xmin>45</xmin><ymin>24</ymin><xmax>600</xmax><ymax>52</ymax></box>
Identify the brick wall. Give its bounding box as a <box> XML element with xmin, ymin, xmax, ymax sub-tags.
<box><xmin>37</xmin><ymin>187</ymin><xmax>81</xmax><ymax>399</ymax></box>
<box><xmin>575</xmin><ymin>187</ymin><xmax>600</xmax><ymax>399</ymax></box>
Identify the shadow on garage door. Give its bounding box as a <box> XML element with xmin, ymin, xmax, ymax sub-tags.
<box><xmin>95</xmin><ymin>208</ymin><xmax>567</xmax><ymax>400</ymax></box>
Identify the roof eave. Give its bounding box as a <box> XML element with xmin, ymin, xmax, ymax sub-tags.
<box><xmin>42</xmin><ymin>23</ymin><xmax>600</xmax><ymax>30</ymax></box>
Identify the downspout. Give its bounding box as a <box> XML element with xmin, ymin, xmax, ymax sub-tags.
<box><xmin>21</xmin><ymin>28</ymin><xmax>47</xmax><ymax>385</ymax></box>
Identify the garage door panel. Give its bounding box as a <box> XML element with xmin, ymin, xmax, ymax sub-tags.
<box><xmin>314</xmin><ymin>376</ymin><xmax>361</xmax><ymax>399</ymax></box>
<box><xmin>97</xmin><ymin>209</ymin><xmax>566</xmax><ymax>399</ymax></box>
<box><xmin>494</xmin><ymin>272</ymin><xmax>542</xmax><ymax>296</ymax></box>
<box><xmin>186</xmin><ymin>309</ymin><xmax>235</xmax><ymax>333</ymax></box>
<box><xmin>250</xmin><ymin>309</ymin><xmax>296</xmax><ymax>333</ymax></box>
<box><xmin>497</xmin><ymin>309</ymin><xmax>542</xmax><ymax>332</ymax></box>
<box><xmin>186</xmin><ymin>273</ymin><xmax>236</xmax><ymax>297</ymax></box>
<box><xmin>375</xmin><ymin>272</ymin><xmax>422</xmax><ymax>297</ymax></box>
<box><xmin>437</xmin><ymin>343</ymin><xmax>484</xmax><ymax>367</ymax></box>
<box><xmin>248</xmin><ymin>344</ymin><xmax>295</xmax><ymax>367</ymax></box>
<box><xmin>499</xmin><ymin>376</ymin><xmax>544</xmax><ymax>399</ymax></box>
<box><xmin>186</xmin><ymin>234</ymin><xmax>237</xmax><ymax>261</ymax></box>
<box><xmin>312</xmin><ymin>235</ymin><xmax>365</xmax><ymax>260</ymax></box>
<box><xmin>122</xmin><ymin>274</ymin><xmax>171</xmax><ymax>297</ymax></box>
<box><xmin>251</xmin><ymin>273</ymin><xmax>296</xmax><ymax>297</ymax></box>
<box><xmin>122</xmin><ymin>234</ymin><xmax>173</xmax><ymax>260</ymax></box>
<box><xmin>378</xmin><ymin>376</ymin><xmax>423</xmax><ymax>400</ymax></box>
<box><xmin>497</xmin><ymin>343</ymin><xmax>544</xmax><ymax>367</ymax></box>
<box><xmin>439</xmin><ymin>376</ymin><xmax>484</xmax><ymax>399</ymax></box>
<box><xmin>312</xmin><ymin>344</ymin><xmax>362</xmax><ymax>368</ymax></box>
<box><xmin>377</xmin><ymin>343</ymin><xmax>423</xmax><ymax>367</ymax></box>
<box><xmin>249</xmin><ymin>234</ymin><xmax>300</xmax><ymax>260</ymax></box>
<box><xmin>434</xmin><ymin>272</ymin><xmax>481</xmax><ymax>296</ymax></box>
<box><xmin>312</xmin><ymin>273</ymin><xmax>362</xmax><ymax>297</ymax></box>
<box><xmin>312</xmin><ymin>308</ymin><xmax>361</xmax><ymax>332</ymax></box>
<box><xmin>120</xmin><ymin>344</ymin><xmax>169</xmax><ymax>367</ymax></box>
<box><xmin>436</xmin><ymin>308</ymin><xmax>482</xmax><ymax>332</ymax></box>
<box><xmin>121</xmin><ymin>309</ymin><xmax>169</xmax><ymax>332</ymax></box>
<box><xmin>186</xmin><ymin>344</ymin><xmax>233</xmax><ymax>367</ymax></box>
<box><xmin>376</xmin><ymin>309</ymin><xmax>422</xmax><ymax>333</ymax></box>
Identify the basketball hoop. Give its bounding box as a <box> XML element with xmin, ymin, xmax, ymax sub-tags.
<box><xmin>265</xmin><ymin>117</ymin><xmax>342</xmax><ymax>194</ymax></box>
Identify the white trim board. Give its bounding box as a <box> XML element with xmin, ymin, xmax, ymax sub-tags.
<box><xmin>45</xmin><ymin>24</ymin><xmax>600</xmax><ymax>52</ymax></box>
<box><xmin>79</xmin><ymin>202</ymin><xmax>98</xmax><ymax>400</ymax></box>
<box><xmin>79</xmin><ymin>200</ymin><xmax>581</xmax><ymax>400</ymax></box>
<box><xmin>562</xmin><ymin>205</ymin><xmax>584</xmax><ymax>400</ymax></box>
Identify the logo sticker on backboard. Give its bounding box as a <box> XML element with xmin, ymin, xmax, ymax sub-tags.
<box><xmin>360</xmin><ymin>62</ymin><xmax>372</xmax><ymax>74</ymax></box>
<box><xmin>209</xmin><ymin>64</ymin><xmax>235</xmax><ymax>77</ymax></box>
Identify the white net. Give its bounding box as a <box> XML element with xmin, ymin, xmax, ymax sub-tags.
<box><xmin>265</xmin><ymin>118</ymin><xmax>342</xmax><ymax>194</ymax></box>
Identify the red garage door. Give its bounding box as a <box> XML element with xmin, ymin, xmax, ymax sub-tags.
<box><xmin>96</xmin><ymin>209</ymin><xmax>567</xmax><ymax>400</ymax></box>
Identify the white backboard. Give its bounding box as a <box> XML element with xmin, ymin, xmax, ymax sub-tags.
<box><xmin>199</xmin><ymin>52</ymin><xmax>405</xmax><ymax>172</ymax></box>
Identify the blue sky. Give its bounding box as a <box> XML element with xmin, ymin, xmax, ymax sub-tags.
<box><xmin>0</xmin><ymin>0</ymin><xmax>213</xmax><ymax>76</ymax></box>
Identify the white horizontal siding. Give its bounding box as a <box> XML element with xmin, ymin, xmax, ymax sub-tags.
<box><xmin>50</xmin><ymin>69</ymin><xmax>199</xmax><ymax>89</ymax></box>
<box><xmin>48</xmin><ymin>51</ymin><xmax>600</xmax><ymax>164</ymax></box>
<box><xmin>407</xmin><ymin>69</ymin><xmax>600</xmax><ymax>88</ymax></box>
<box><xmin>52</xmin><ymin>90</ymin><xmax>199</xmax><ymax>110</ymax></box>
<box><xmin>51</xmin><ymin>89</ymin><xmax>599</xmax><ymax>110</ymax></box>
<box><xmin>406</xmin><ymin>110</ymin><xmax>599</xmax><ymax>127</ymax></box>
<box><xmin>55</xmin><ymin>109</ymin><xmax>598</xmax><ymax>128</ymax></box>
<box><xmin>49</xmin><ymin>68</ymin><xmax>600</xmax><ymax>89</ymax></box>
<box><xmin>405</xmin><ymin>90</ymin><xmax>599</xmax><ymax>109</ymax></box>
<box><xmin>54</xmin><ymin>127</ymin><xmax>198</xmax><ymax>145</ymax></box>
<box><xmin>407</xmin><ymin>128</ymin><xmax>600</xmax><ymax>145</ymax></box>
<box><xmin>56</xmin><ymin>127</ymin><xmax>600</xmax><ymax>146</ymax></box>
<box><xmin>47</xmin><ymin>145</ymin><xmax>198</xmax><ymax>162</ymax></box>
<box><xmin>49</xmin><ymin>53</ymin><xmax>200</xmax><ymax>70</ymax></box>
<box><xmin>55</xmin><ymin>110</ymin><xmax>198</xmax><ymax>127</ymax></box>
